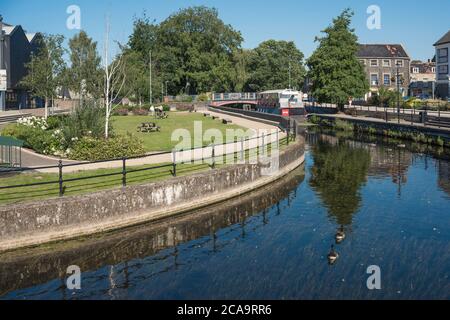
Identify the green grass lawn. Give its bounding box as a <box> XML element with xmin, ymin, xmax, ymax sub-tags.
<box><xmin>0</xmin><ymin>162</ymin><xmax>212</xmax><ymax>205</ymax></box>
<box><xmin>112</xmin><ymin>112</ymin><xmax>251</xmax><ymax>152</ymax></box>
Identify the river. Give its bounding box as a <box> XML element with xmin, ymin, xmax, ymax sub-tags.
<box><xmin>0</xmin><ymin>130</ymin><xmax>449</xmax><ymax>300</ymax></box>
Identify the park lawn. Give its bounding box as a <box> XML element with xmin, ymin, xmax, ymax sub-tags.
<box><xmin>112</xmin><ymin>112</ymin><xmax>251</xmax><ymax>152</ymax></box>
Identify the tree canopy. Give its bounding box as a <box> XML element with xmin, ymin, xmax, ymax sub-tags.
<box><xmin>125</xmin><ymin>6</ymin><xmax>306</xmax><ymax>97</ymax></box>
<box><xmin>246</xmin><ymin>40</ymin><xmax>306</xmax><ymax>92</ymax></box>
<box><xmin>127</xmin><ymin>6</ymin><xmax>244</xmax><ymax>96</ymax></box>
<box><xmin>21</xmin><ymin>34</ymin><xmax>66</xmax><ymax>117</ymax></box>
<box><xmin>67</xmin><ymin>31</ymin><xmax>102</xmax><ymax>99</ymax></box>
<box><xmin>307</xmin><ymin>9</ymin><xmax>368</xmax><ymax>108</ymax></box>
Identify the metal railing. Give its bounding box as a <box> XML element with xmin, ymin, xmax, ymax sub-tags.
<box><xmin>0</xmin><ymin>127</ymin><xmax>295</xmax><ymax>198</ymax></box>
<box><xmin>212</xmin><ymin>93</ymin><xmax>257</xmax><ymax>101</ymax></box>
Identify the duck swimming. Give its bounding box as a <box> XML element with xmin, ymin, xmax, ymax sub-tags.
<box><xmin>327</xmin><ymin>245</ymin><xmax>339</xmax><ymax>265</ymax></box>
<box><xmin>335</xmin><ymin>226</ymin><xmax>346</xmax><ymax>244</ymax></box>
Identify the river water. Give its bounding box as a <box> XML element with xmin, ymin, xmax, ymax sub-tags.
<box><xmin>0</xmin><ymin>130</ymin><xmax>449</xmax><ymax>300</ymax></box>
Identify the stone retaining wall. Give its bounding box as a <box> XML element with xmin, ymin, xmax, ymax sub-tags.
<box><xmin>0</xmin><ymin>137</ymin><xmax>305</xmax><ymax>252</ymax></box>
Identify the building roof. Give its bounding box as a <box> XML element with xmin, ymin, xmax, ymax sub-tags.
<box><xmin>411</xmin><ymin>60</ymin><xmax>436</xmax><ymax>74</ymax></box>
<box><xmin>357</xmin><ymin>44</ymin><xmax>410</xmax><ymax>58</ymax></box>
<box><xmin>26</xmin><ymin>33</ymin><xmax>37</xmax><ymax>43</ymax></box>
<box><xmin>2</xmin><ymin>24</ymin><xmax>17</xmax><ymax>36</ymax></box>
<box><xmin>434</xmin><ymin>30</ymin><xmax>450</xmax><ymax>46</ymax></box>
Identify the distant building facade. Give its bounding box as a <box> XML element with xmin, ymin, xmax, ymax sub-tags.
<box><xmin>357</xmin><ymin>44</ymin><xmax>411</xmax><ymax>100</ymax></box>
<box><xmin>0</xmin><ymin>21</ymin><xmax>42</xmax><ymax>110</ymax></box>
<box><xmin>409</xmin><ymin>59</ymin><xmax>436</xmax><ymax>99</ymax></box>
<box><xmin>434</xmin><ymin>30</ymin><xmax>450</xmax><ymax>99</ymax></box>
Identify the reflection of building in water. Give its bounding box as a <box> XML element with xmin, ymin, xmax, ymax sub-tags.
<box><xmin>437</xmin><ymin>159</ymin><xmax>450</xmax><ymax>196</ymax></box>
<box><xmin>368</xmin><ymin>147</ymin><xmax>412</xmax><ymax>187</ymax></box>
<box><xmin>0</xmin><ymin>167</ymin><xmax>305</xmax><ymax>298</ymax></box>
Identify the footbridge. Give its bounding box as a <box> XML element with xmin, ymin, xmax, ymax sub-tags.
<box><xmin>210</xmin><ymin>93</ymin><xmax>257</xmax><ymax>107</ymax></box>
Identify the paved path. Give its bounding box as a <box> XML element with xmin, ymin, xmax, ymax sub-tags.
<box><xmin>23</xmin><ymin>110</ymin><xmax>285</xmax><ymax>174</ymax></box>
<box><xmin>314</xmin><ymin>113</ymin><xmax>450</xmax><ymax>134</ymax></box>
<box><xmin>305</xmin><ymin>103</ymin><xmax>450</xmax><ymax>118</ymax></box>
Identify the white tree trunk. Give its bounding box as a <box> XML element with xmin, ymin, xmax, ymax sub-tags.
<box><xmin>44</xmin><ymin>97</ymin><xmax>49</xmax><ymax>119</ymax></box>
<box><xmin>103</xmin><ymin>17</ymin><xmax>126</xmax><ymax>140</ymax></box>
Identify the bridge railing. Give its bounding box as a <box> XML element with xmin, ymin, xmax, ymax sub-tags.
<box><xmin>213</xmin><ymin>93</ymin><xmax>257</xmax><ymax>101</ymax></box>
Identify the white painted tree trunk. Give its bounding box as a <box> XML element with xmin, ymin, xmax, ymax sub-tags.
<box><xmin>44</xmin><ymin>97</ymin><xmax>49</xmax><ymax>119</ymax></box>
<box><xmin>102</xmin><ymin>17</ymin><xmax>125</xmax><ymax>140</ymax></box>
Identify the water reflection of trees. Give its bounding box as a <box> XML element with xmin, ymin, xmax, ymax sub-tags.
<box><xmin>309</xmin><ymin>140</ymin><xmax>371</xmax><ymax>226</ymax></box>
<box><xmin>437</xmin><ymin>159</ymin><xmax>450</xmax><ymax>197</ymax></box>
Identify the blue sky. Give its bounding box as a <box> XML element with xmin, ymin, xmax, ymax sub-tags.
<box><xmin>1</xmin><ymin>0</ymin><xmax>449</xmax><ymax>61</ymax></box>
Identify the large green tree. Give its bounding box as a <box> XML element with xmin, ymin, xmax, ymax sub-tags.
<box><xmin>122</xmin><ymin>49</ymin><xmax>149</xmax><ymax>105</ymax></box>
<box><xmin>22</xmin><ymin>34</ymin><xmax>66</xmax><ymax>118</ymax></box>
<box><xmin>128</xmin><ymin>6</ymin><xmax>243</xmax><ymax>95</ymax></box>
<box><xmin>246</xmin><ymin>40</ymin><xmax>306</xmax><ymax>92</ymax></box>
<box><xmin>307</xmin><ymin>9</ymin><xmax>368</xmax><ymax>110</ymax></box>
<box><xmin>67</xmin><ymin>31</ymin><xmax>102</xmax><ymax>101</ymax></box>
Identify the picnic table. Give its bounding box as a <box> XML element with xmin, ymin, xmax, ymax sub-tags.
<box><xmin>137</xmin><ymin>122</ymin><xmax>161</xmax><ymax>133</ymax></box>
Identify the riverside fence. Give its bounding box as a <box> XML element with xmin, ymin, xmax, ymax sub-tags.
<box><xmin>0</xmin><ymin>123</ymin><xmax>298</xmax><ymax>200</ymax></box>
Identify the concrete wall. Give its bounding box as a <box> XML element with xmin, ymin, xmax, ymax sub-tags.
<box><xmin>0</xmin><ymin>138</ymin><xmax>305</xmax><ymax>252</ymax></box>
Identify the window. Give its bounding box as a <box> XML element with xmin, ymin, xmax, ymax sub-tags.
<box><xmin>438</xmin><ymin>48</ymin><xmax>448</xmax><ymax>63</ymax></box>
<box><xmin>383</xmin><ymin>74</ymin><xmax>391</xmax><ymax>85</ymax></box>
<box><xmin>438</xmin><ymin>65</ymin><xmax>449</xmax><ymax>80</ymax></box>
<box><xmin>383</xmin><ymin>60</ymin><xmax>391</xmax><ymax>67</ymax></box>
<box><xmin>412</xmin><ymin>67</ymin><xmax>419</xmax><ymax>73</ymax></box>
<box><xmin>370</xmin><ymin>60</ymin><xmax>378</xmax><ymax>67</ymax></box>
<box><xmin>396</xmin><ymin>60</ymin><xmax>404</xmax><ymax>67</ymax></box>
<box><xmin>431</xmin><ymin>67</ymin><xmax>436</xmax><ymax>73</ymax></box>
<box><xmin>370</xmin><ymin>74</ymin><xmax>379</xmax><ymax>86</ymax></box>
<box><xmin>360</xmin><ymin>59</ymin><xmax>366</xmax><ymax>65</ymax></box>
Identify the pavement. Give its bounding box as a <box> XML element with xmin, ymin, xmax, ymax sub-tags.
<box><xmin>315</xmin><ymin>113</ymin><xmax>450</xmax><ymax>133</ymax></box>
<box><xmin>20</xmin><ymin>110</ymin><xmax>286</xmax><ymax>174</ymax></box>
<box><xmin>305</xmin><ymin>102</ymin><xmax>450</xmax><ymax>118</ymax></box>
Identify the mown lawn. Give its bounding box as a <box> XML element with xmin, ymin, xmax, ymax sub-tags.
<box><xmin>112</xmin><ymin>112</ymin><xmax>251</xmax><ymax>152</ymax></box>
<box><xmin>0</xmin><ymin>162</ymin><xmax>212</xmax><ymax>205</ymax></box>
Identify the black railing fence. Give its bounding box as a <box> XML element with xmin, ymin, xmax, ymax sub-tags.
<box><xmin>0</xmin><ymin>118</ymin><xmax>297</xmax><ymax>198</ymax></box>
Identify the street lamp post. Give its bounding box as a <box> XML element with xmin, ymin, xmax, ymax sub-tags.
<box><xmin>0</xmin><ymin>15</ymin><xmax>6</xmax><ymax>112</ymax></box>
<box><xmin>395</xmin><ymin>61</ymin><xmax>402</xmax><ymax>124</ymax></box>
<box><xmin>448</xmin><ymin>75</ymin><xmax>450</xmax><ymax>101</ymax></box>
<box><xmin>149</xmin><ymin>50</ymin><xmax>152</xmax><ymax>105</ymax></box>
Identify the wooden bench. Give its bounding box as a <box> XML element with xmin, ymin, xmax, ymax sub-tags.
<box><xmin>222</xmin><ymin>119</ymin><xmax>232</xmax><ymax>125</ymax></box>
<box><xmin>212</xmin><ymin>116</ymin><xmax>219</xmax><ymax>120</ymax></box>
